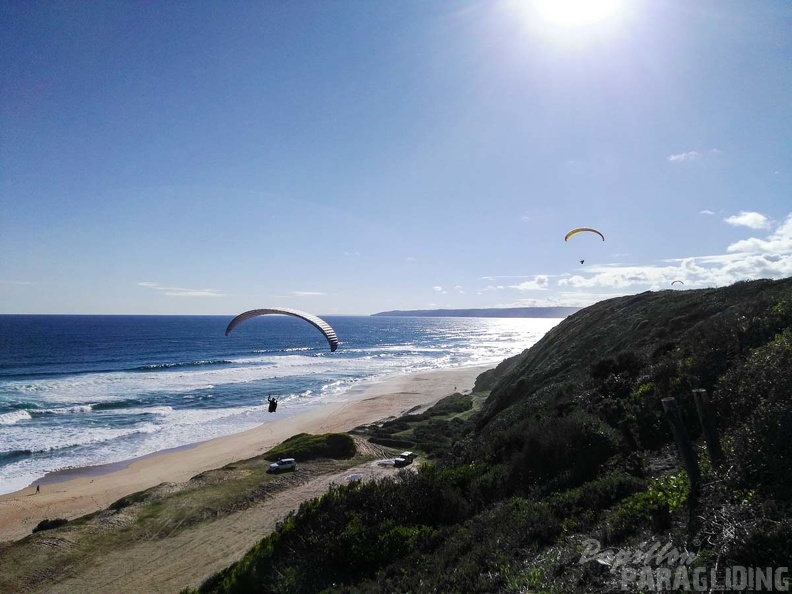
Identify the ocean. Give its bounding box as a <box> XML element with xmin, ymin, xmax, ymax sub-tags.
<box><xmin>0</xmin><ymin>314</ymin><xmax>562</xmax><ymax>495</ymax></box>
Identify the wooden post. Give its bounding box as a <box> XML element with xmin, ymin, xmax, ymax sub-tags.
<box><xmin>618</xmin><ymin>419</ymin><xmax>639</xmax><ymax>452</ymax></box>
<box><xmin>692</xmin><ymin>389</ymin><xmax>724</xmax><ymax>467</ymax></box>
<box><xmin>662</xmin><ymin>397</ymin><xmax>700</xmax><ymax>487</ymax></box>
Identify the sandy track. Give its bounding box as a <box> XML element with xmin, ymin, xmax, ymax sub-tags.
<box><xmin>36</xmin><ymin>457</ymin><xmax>401</xmax><ymax>594</ymax></box>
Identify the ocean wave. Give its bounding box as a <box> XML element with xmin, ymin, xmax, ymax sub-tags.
<box><xmin>0</xmin><ymin>449</ymin><xmax>34</xmax><ymax>464</ymax></box>
<box><xmin>32</xmin><ymin>404</ymin><xmax>94</xmax><ymax>416</ymax></box>
<box><xmin>0</xmin><ymin>410</ymin><xmax>33</xmax><ymax>425</ymax></box>
<box><xmin>251</xmin><ymin>346</ymin><xmax>314</xmax><ymax>354</ymax></box>
<box><xmin>133</xmin><ymin>360</ymin><xmax>233</xmax><ymax>371</ymax></box>
<box><xmin>91</xmin><ymin>399</ymin><xmax>145</xmax><ymax>411</ymax></box>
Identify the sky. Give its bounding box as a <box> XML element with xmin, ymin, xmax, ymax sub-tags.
<box><xmin>1</xmin><ymin>0</ymin><xmax>790</xmax><ymax>316</ymax></box>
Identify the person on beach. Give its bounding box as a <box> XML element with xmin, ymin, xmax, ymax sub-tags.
<box><xmin>268</xmin><ymin>395</ymin><xmax>278</xmax><ymax>413</ymax></box>
<box><xmin>36</xmin><ymin>485</ymin><xmax>39</xmax><ymax>494</ymax></box>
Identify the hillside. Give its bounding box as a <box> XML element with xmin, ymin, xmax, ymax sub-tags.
<box><xmin>189</xmin><ymin>278</ymin><xmax>792</xmax><ymax>593</ymax></box>
<box><xmin>371</xmin><ymin>306</ymin><xmax>580</xmax><ymax>318</ymax></box>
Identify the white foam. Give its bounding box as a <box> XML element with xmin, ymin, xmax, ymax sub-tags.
<box><xmin>0</xmin><ymin>410</ymin><xmax>32</xmax><ymax>425</ymax></box>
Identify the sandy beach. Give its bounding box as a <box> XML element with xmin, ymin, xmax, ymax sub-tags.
<box><xmin>0</xmin><ymin>364</ymin><xmax>490</xmax><ymax>543</ymax></box>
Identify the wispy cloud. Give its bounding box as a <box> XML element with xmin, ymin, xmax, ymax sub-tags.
<box><xmin>292</xmin><ymin>291</ymin><xmax>326</xmax><ymax>296</ymax></box>
<box><xmin>343</xmin><ymin>251</ymin><xmax>361</xmax><ymax>257</ymax></box>
<box><xmin>668</xmin><ymin>148</ymin><xmax>721</xmax><ymax>163</ymax></box>
<box><xmin>481</xmin><ymin>275</ymin><xmax>534</xmax><ymax>281</ymax></box>
<box><xmin>405</xmin><ymin>256</ymin><xmax>416</xmax><ymax>262</ymax></box>
<box><xmin>668</xmin><ymin>151</ymin><xmax>700</xmax><ymax>163</ymax></box>
<box><xmin>510</xmin><ymin>275</ymin><xmax>550</xmax><ymax>291</ymax></box>
<box><xmin>138</xmin><ymin>282</ymin><xmax>225</xmax><ymax>297</ymax></box>
<box><xmin>0</xmin><ymin>280</ymin><xmax>32</xmax><ymax>285</ymax></box>
<box><xmin>724</xmin><ymin>211</ymin><xmax>772</xmax><ymax>230</ymax></box>
<box><xmin>700</xmin><ymin>210</ymin><xmax>715</xmax><ymax>215</ymax></box>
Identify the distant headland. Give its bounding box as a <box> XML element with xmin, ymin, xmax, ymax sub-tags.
<box><xmin>371</xmin><ymin>307</ymin><xmax>581</xmax><ymax>318</ymax></box>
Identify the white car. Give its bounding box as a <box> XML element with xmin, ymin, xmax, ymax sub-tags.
<box><xmin>268</xmin><ymin>458</ymin><xmax>297</xmax><ymax>473</ymax></box>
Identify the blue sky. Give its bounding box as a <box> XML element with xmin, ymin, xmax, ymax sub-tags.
<box><xmin>1</xmin><ymin>0</ymin><xmax>790</xmax><ymax>315</ymax></box>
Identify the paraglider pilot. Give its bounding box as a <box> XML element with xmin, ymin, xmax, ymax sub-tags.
<box><xmin>268</xmin><ymin>395</ymin><xmax>279</xmax><ymax>413</ymax></box>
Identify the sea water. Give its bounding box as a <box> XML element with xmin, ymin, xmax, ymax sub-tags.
<box><xmin>0</xmin><ymin>315</ymin><xmax>562</xmax><ymax>495</ymax></box>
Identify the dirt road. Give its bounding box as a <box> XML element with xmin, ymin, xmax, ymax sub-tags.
<box><xmin>33</xmin><ymin>455</ymin><xmax>400</xmax><ymax>594</ymax></box>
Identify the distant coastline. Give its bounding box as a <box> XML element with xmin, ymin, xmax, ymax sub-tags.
<box><xmin>371</xmin><ymin>307</ymin><xmax>580</xmax><ymax>318</ymax></box>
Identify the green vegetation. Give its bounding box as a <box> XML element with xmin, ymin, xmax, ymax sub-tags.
<box><xmin>0</xmin><ymin>455</ymin><xmax>367</xmax><ymax>594</ymax></box>
<box><xmin>6</xmin><ymin>278</ymin><xmax>791</xmax><ymax>594</ymax></box>
<box><xmin>31</xmin><ymin>518</ymin><xmax>69</xmax><ymax>533</ymax></box>
<box><xmin>263</xmin><ymin>432</ymin><xmax>356</xmax><ymax>461</ymax></box>
<box><xmin>186</xmin><ymin>277</ymin><xmax>792</xmax><ymax>593</ymax></box>
<box><xmin>357</xmin><ymin>392</ymin><xmax>475</xmax><ymax>458</ymax></box>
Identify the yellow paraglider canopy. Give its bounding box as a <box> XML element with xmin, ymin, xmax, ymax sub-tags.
<box><xmin>564</xmin><ymin>227</ymin><xmax>605</xmax><ymax>242</ymax></box>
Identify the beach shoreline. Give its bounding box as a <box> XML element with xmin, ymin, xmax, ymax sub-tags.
<box><xmin>0</xmin><ymin>364</ymin><xmax>490</xmax><ymax>543</ymax></box>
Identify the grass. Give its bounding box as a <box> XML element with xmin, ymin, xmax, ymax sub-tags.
<box><xmin>0</xmin><ymin>452</ymin><xmax>373</xmax><ymax>594</ymax></box>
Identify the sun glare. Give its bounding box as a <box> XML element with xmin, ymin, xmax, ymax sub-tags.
<box><xmin>533</xmin><ymin>0</ymin><xmax>622</xmax><ymax>27</ymax></box>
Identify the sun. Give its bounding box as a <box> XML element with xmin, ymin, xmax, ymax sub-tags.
<box><xmin>533</xmin><ymin>0</ymin><xmax>622</xmax><ymax>27</ymax></box>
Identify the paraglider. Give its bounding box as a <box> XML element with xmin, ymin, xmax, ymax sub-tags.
<box><xmin>566</xmin><ymin>228</ymin><xmax>603</xmax><ymax>264</ymax></box>
<box><xmin>225</xmin><ymin>307</ymin><xmax>339</xmax><ymax>352</ymax></box>
<box><xmin>671</xmin><ymin>280</ymin><xmax>685</xmax><ymax>286</ymax></box>
<box><xmin>564</xmin><ymin>227</ymin><xmax>605</xmax><ymax>242</ymax></box>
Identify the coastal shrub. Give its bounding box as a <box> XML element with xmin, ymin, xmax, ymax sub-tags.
<box><xmin>360</xmin><ymin>498</ymin><xmax>561</xmax><ymax>594</ymax></box>
<box><xmin>109</xmin><ymin>485</ymin><xmax>159</xmax><ymax>511</ymax></box>
<box><xmin>32</xmin><ymin>518</ymin><xmax>68</xmax><ymax>533</ymax></box>
<box><xmin>549</xmin><ymin>471</ymin><xmax>647</xmax><ymax>529</ymax></box>
<box><xmin>367</xmin><ymin>436</ymin><xmax>415</xmax><ymax>449</ymax></box>
<box><xmin>423</xmin><ymin>392</ymin><xmax>473</xmax><ymax>416</ymax></box>
<box><xmin>507</xmin><ymin>410</ymin><xmax>620</xmax><ymax>494</ymax></box>
<box><xmin>263</xmin><ymin>432</ymin><xmax>356</xmax><ymax>461</ymax></box>
<box><xmin>712</xmin><ymin>328</ymin><xmax>792</xmax><ymax>426</ymax></box>
<box><xmin>727</xmin><ymin>518</ymin><xmax>792</xmax><ymax>568</ymax></box>
<box><xmin>203</xmin><ymin>467</ymin><xmax>478</xmax><ymax>593</ymax></box>
<box><xmin>712</xmin><ymin>329</ymin><xmax>792</xmax><ymax>499</ymax></box>
<box><xmin>727</xmin><ymin>400</ymin><xmax>792</xmax><ymax>501</ymax></box>
<box><xmin>606</xmin><ymin>472</ymin><xmax>689</xmax><ymax>542</ymax></box>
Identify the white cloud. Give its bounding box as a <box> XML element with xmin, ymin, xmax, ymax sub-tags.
<box><xmin>433</xmin><ymin>286</ymin><xmax>443</xmax><ymax>292</ymax></box>
<box><xmin>668</xmin><ymin>148</ymin><xmax>721</xmax><ymax>163</ymax></box>
<box><xmin>668</xmin><ymin>151</ymin><xmax>700</xmax><ymax>163</ymax></box>
<box><xmin>138</xmin><ymin>282</ymin><xmax>225</xmax><ymax>297</ymax></box>
<box><xmin>527</xmin><ymin>211</ymin><xmax>792</xmax><ymax>308</ymax></box>
<box><xmin>727</xmin><ymin>214</ymin><xmax>792</xmax><ymax>253</ymax></box>
<box><xmin>343</xmin><ymin>251</ymin><xmax>360</xmax><ymax>257</ymax></box>
<box><xmin>510</xmin><ymin>275</ymin><xmax>550</xmax><ymax>291</ymax></box>
<box><xmin>292</xmin><ymin>291</ymin><xmax>325</xmax><ymax>296</ymax></box>
<box><xmin>521</xmin><ymin>214</ymin><xmax>531</xmax><ymax>222</ymax></box>
<box><xmin>699</xmin><ymin>210</ymin><xmax>715</xmax><ymax>215</ymax></box>
<box><xmin>724</xmin><ymin>211</ymin><xmax>772</xmax><ymax>230</ymax></box>
<box><xmin>556</xmin><ymin>221</ymin><xmax>792</xmax><ymax>291</ymax></box>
